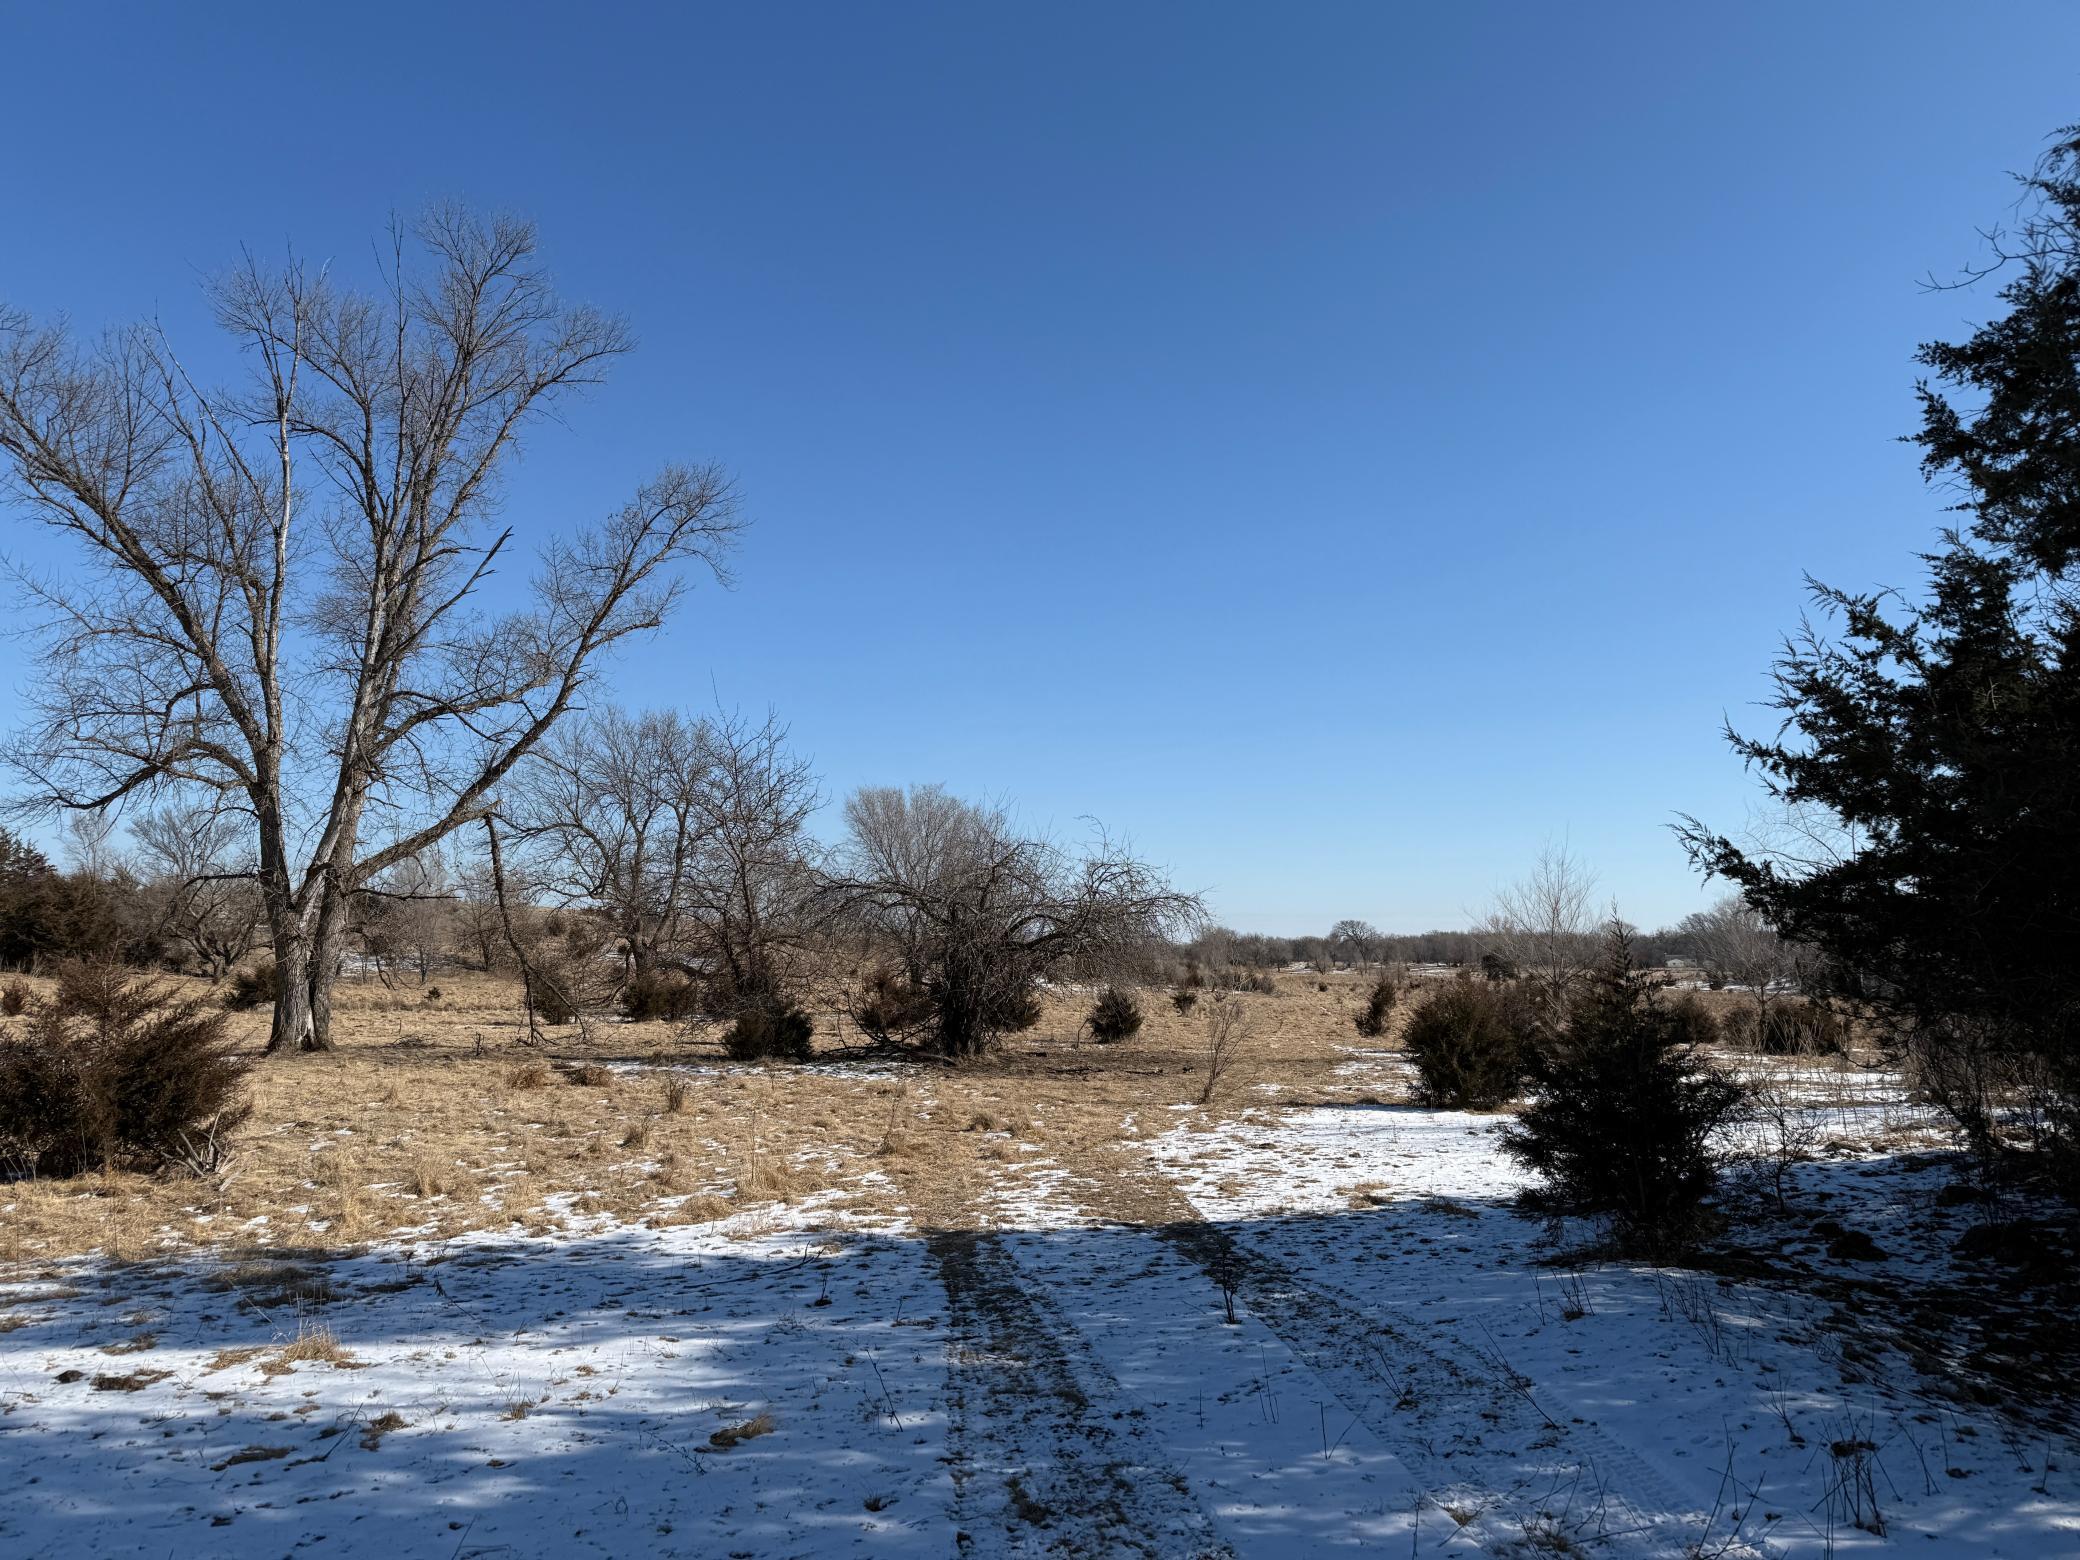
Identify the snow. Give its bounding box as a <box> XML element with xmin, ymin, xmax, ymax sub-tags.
<box><xmin>1149</xmin><ymin>1104</ymin><xmax>2080</xmax><ymax>1556</ymax></box>
<box><xmin>1</xmin><ymin>1210</ymin><xmax>952</xmax><ymax>1558</ymax></box>
<box><xmin>5</xmin><ymin>1085</ymin><xmax>2077</xmax><ymax>1557</ymax></box>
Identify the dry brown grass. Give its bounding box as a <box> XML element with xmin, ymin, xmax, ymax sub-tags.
<box><xmin>3</xmin><ymin>963</ymin><xmax>1829</xmax><ymax>1267</ymax></box>
<box><xmin>260</xmin><ymin>1320</ymin><xmax>358</xmax><ymax>1377</ymax></box>
<box><xmin>204</xmin><ymin>1257</ymin><xmax>335</xmax><ymax>1311</ymax></box>
<box><xmin>360</xmin><ymin>1409</ymin><xmax>408</xmax><ymax>1450</ymax></box>
<box><xmin>90</xmin><ymin>1368</ymin><xmax>170</xmax><ymax>1392</ymax></box>
<box><xmin>203</xmin><ymin>1345</ymin><xmax>268</xmax><ymax>1373</ymax></box>
<box><xmin>212</xmin><ymin>1444</ymin><xmax>293</xmax><ymax>1471</ymax></box>
<box><xmin>707</xmin><ymin>1411</ymin><xmax>776</xmax><ymax>1449</ymax></box>
<box><xmin>407</xmin><ymin>1155</ymin><xmax>457</xmax><ymax>1199</ymax></box>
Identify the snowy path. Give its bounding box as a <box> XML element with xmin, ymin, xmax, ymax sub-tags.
<box><xmin>929</xmin><ymin>1228</ymin><xmax>1233</xmax><ymax>1558</ymax></box>
<box><xmin>981</xmin><ymin>1136</ymin><xmax>1762</xmax><ymax>1558</ymax></box>
<box><xmin>1150</xmin><ymin>1104</ymin><xmax>2080</xmax><ymax>1557</ymax></box>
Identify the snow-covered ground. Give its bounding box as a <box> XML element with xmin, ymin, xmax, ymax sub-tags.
<box><xmin>1149</xmin><ymin>1105</ymin><xmax>2079</xmax><ymax>1556</ymax></box>
<box><xmin>0</xmin><ymin>1203</ymin><xmax>953</xmax><ymax>1558</ymax></box>
<box><xmin>4</xmin><ymin>1086</ymin><xmax>2076</xmax><ymax>1557</ymax></box>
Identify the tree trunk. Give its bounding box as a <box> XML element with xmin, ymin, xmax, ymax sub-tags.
<box><xmin>306</xmin><ymin>882</ymin><xmax>348</xmax><ymax>1052</ymax></box>
<box><xmin>266</xmin><ymin>931</ymin><xmax>317</xmax><ymax>1054</ymax></box>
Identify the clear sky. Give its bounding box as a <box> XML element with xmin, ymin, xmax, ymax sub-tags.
<box><xmin>2</xmin><ymin>2</ymin><xmax>2076</xmax><ymax>933</ymax></box>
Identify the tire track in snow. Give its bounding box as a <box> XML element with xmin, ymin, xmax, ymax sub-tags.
<box><xmin>928</xmin><ymin>1228</ymin><xmax>1234</xmax><ymax>1560</ymax></box>
<box><xmin>1078</xmin><ymin>1154</ymin><xmax>1771</xmax><ymax>1559</ymax></box>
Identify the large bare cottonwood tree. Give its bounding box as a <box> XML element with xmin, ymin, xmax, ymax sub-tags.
<box><xmin>0</xmin><ymin>207</ymin><xmax>739</xmax><ymax>1052</ymax></box>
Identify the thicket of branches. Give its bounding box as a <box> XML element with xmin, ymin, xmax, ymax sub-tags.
<box><xmin>827</xmin><ymin>786</ymin><xmax>1200</xmax><ymax>1059</ymax></box>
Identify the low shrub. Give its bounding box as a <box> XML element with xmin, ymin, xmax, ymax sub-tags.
<box><xmin>0</xmin><ymin>978</ymin><xmax>30</xmax><ymax>1017</ymax></box>
<box><xmin>850</xmin><ymin>966</ymin><xmax>934</xmax><ymax>1043</ymax></box>
<box><xmin>1663</xmin><ymin>993</ymin><xmax>1721</xmax><ymax>1050</ymax></box>
<box><xmin>623</xmin><ymin>969</ymin><xmax>702</xmax><ymax>1022</ymax></box>
<box><xmin>723</xmin><ymin>1002</ymin><xmax>815</xmax><ymax>1062</ymax></box>
<box><xmin>1504</xmin><ymin>932</ymin><xmax>1747</xmax><ymax>1255</ymax></box>
<box><xmin>524</xmin><ymin>958</ymin><xmax>578</xmax><ymax>1025</ymax></box>
<box><xmin>1086</xmin><ymin>986</ymin><xmax>1143</xmax><ymax>1044</ymax></box>
<box><xmin>0</xmin><ymin>961</ymin><xmax>251</xmax><ymax>1178</ymax></box>
<box><xmin>1171</xmin><ymin>988</ymin><xmax>1198</xmax><ymax>1016</ymax></box>
<box><xmin>221</xmin><ymin>960</ymin><xmax>278</xmax><ymax>1012</ymax></box>
<box><xmin>1401</xmin><ymin>980</ymin><xmax>1536</xmax><ymax>1108</ymax></box>
<box><xmin>1721</xmin><ymin>998</ymin><xmax>1843</xmax><ymax>1055</ymax></box>
<box><xmin>1353</xmin><ymin>973</ymin><xmax>1397</xmax><ymax>1039</ymax></box>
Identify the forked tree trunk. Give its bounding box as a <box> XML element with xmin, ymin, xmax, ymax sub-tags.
<box><xmin>267</xmin><ymin>932</ymin><xmax>318</xmax><ymax>1054</ymax></box>
<box><xmin>261</xmin><ymin>883</ymin><xmax>346</xmax><ymax>1054</ymax></box>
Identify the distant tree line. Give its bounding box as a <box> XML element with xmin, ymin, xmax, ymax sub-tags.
<box><xmin>1179</xmin><ymin>912</ymin><xmax>1757</xmax><ymax>981</ymax></box>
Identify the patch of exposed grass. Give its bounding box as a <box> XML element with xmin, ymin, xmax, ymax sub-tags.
<box><xmin>90</xmin><ymin>1368</ymin><xmax>170</xmax><ymax>1392</ymax></box>
<box><xmin>211</xmin><ymin>1444</ymin><xmax>292</xmax><ymax>1471</ymax></box>
<box><xmin>359</xmin><ymin>1410</ymin><xmax>408</xmax><ymax>1450</ymax></box>
<box><xmin>706</xmin><ymin>1411</ymin><xmax>776</xmax><ymax>1450</ymax></box>
<box><xmin>259</xmin><ymin>1322</ymin><xmax>359</xmax><ymax>1378</ymax></box>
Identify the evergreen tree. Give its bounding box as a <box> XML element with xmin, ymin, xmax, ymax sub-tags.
<box><xmin>1680</xmin><ymin>128</ymin><xmax>2080</xmax><ymax>1179</ymax></box>
<box><xmin>1503</xmin><ymin>927</ymin><xmax>1745</xmax><ymax>1254</ymax></box>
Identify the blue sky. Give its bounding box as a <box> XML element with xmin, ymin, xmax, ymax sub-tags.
<box><xmin>3</xmin><ymin>2</ymin><xmax>2076</xmax><ymax>932</ymax></box>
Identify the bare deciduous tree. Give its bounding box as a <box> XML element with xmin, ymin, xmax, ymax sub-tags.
<box><xmin>1329</xmin><ymin>918</ymin><xmax>1379</xmax><ymax>968</ymax></box>
<box><xmin>679</xmin><ymin>710</ymin><xmax>820</xmax><ymax>1014</ymax></box>
<box><xmin>511</xmin><ymin>708</ymin><xmax>708</xmax><ymax>981</ymax></box>
<box><xmin>1478</xmin><ymin>843</ymin><xmax>1601</xmax><ymax>1025</ymax></box>
<box><xmin>63</xmin><ymin>810</ymin><xmax>122</xmax><ymax>881</ymax></box>
<box><xmin>451</xmin><ymin>856</ymin><xmax>513</xmax><ymax>973</ymax></box>
<box><xmin>1679</xmin><ymin>891</ymin><xmax>1799</xmax><ymax>1036</ymax></box>
<box><xmin>830</xmin><ymin>785</ymin><xmax>1201</xmax><ymax>1058</ymax></box>
<box><xmin>357</xmin><ymin>850</ymin><xmax>452</xmax><ymax>984</ymax></box>
<box><xmin>0</xmin><ymin>207</ymin><xmax>739</xmax><ymax>1052</ymax></box>
<box><xmin>132</xmin><ymin>799</ymin><xmax>263</xmax><ymax>977</ymax></box>
<box><xmin>511</xmin><ymin>706</ymin><xmax>819</xmax><ymax>1017</ymax></box>
<box><xmin>1198</xmin><ymin>987</ymin><xmax>1269</xmax><ymax>1104</ymax></box>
